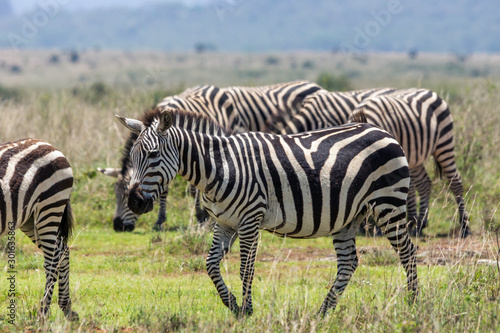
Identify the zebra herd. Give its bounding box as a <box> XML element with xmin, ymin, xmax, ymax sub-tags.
<box><xmin>1</xmin><ymin>80</ymin><xmax>470</xmax><ymax>319</ymax></box>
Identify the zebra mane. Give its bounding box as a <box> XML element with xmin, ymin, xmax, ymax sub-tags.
<box><xmin>120</xmin><ymin>106</ymin><xmax>232</xmax><ymax>177</ymax></box>
<box><xmin>147</xmin><ymin>106</ymin><xmax>232</xmax><ymax>136</ymax></box>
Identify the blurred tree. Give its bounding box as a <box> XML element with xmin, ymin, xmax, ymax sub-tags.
<box><xmin>408</xmin><ymin>48</ymin><xmax>419</xmax><ymax>60</ymax></box>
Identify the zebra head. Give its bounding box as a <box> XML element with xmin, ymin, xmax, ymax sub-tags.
<box><xmin>116</xmin><ymin>109</ymin><xmax>179</xmax><ymax>216</ymax></box>
<box><xmin>97</xmin><ymin>167</ymin><xmax>137</xmax><ymax>232</ymax></box>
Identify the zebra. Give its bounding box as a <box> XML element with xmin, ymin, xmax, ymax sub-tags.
<box><xmin>0</xmin><ymin>139</ymin><xmax>78</xmax><ymax>319</ymax></box>
<box><xmin>116</xmin><ymin>107</ymin><xmax>418</xmax><ymax>316</ymax></box>
<box><xmin>220</xmin><ymin>80</ymin><xmax>323</xmax><ymax>132</ymax></box>
<box><xmin>99</xmin><ymin>84</ymin><xmax>227</xmax><ymax>231</ymax></box>
<box><xmin>266</xmin><ymin>87</ymin><xmax>397</xmax><ymax>134</ymax></box>
<box><xmin>349</xmin><ymin>90</ymin><xmax>470</xmax><ymax>237</ymax></box>
<box><xmin>267</xmin><ymin>88</ymin><xmax>469</xmax><ymax>237</ymax></box>
<box><xmin>100</xmin><ymin>81</ymin><xmax>322</xmax><ymax>231</ymax></box>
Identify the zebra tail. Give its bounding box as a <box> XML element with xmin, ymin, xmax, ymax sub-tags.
<box><xmin>58</xmin><ymin>200</ymin><xmax>75</xmax><ymax>244</ymax></box>
<box><xmin>350</xmin><ymin>108</ymin><xmax>367</xmax><ymax>123</ymax></box>
<box><xmin>433</xmin><ymin>157</ymin><xmax>444</xmax><ymax>179</ymax></box>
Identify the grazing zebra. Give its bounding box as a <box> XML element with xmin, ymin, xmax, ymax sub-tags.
<box><xmin>100</xmin><ymin>81</ymin><xmax>322</xmax><ymax>231</ymax></box>
<box><xmin>116</xmin><ymin>107</ymin><xmax>418</xmax><ymax>316</ymax></box>
<box><xmin>268</xmin><ymin>87</ymin><xmax>469</xmax><ymax>237</ymax></box>
<box><xmin>0</xmin><ymin>139</ymin><xmax>77</xmax><ymax>319</ymax></box>
<box><xmin>99</xmin><ymin>85</ymin><xmax>226</xmax><ymax>231</ymax></box>
<box><xmin>350</xmin><ymin>90</ymin><xmax>470</xmax><ymax>237</ymax></box>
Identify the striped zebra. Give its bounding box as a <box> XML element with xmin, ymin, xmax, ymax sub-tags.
<box><xmin>267</xmin><ymin>88</ymin><xmax>397</xmax><ymax>134</ymax></box>
<box><xmin>350</xmin><ymin>90</ymin><xmax>470</xmax><ymax>237</ymax></box>
<box><xmin>0</xmin><ymin>139</ymin><xmax>77</xmax><ymax>319</ymax></box>
<box><xmin>268</xmin><ymin>88</ymin><xmax>469</xmax><ymax>237</ymax></box>
<box><xmin>116</xmin><ymin>107</ymin><xmax>418</xmax><ymax>316</ymax></box>
<box><xmin>100</xmin><ymin>81</ymin><xmax>322</xmax><ymax>231</ymax></box>
<box><xmin>220</xmin><ymin>80</ymin><xmax>323</xmax><ymax>131</ymax></box>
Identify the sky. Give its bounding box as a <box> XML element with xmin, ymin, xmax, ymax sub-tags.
<box><xmin>9</xmin><ymin>0</ymin><xmax>209</xmax><ymax>15</ymax></box>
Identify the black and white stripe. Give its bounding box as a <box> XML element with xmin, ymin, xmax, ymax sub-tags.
<box><xmin>0</xmin><ymin>139</ymin><xmax>77</xmax><ymax>319</ymax></box>
<box><xmin>350</xmin><ymin>89</ymin><xmax>470</xmax><ymax>236</ymax></box>
<box><xmin>269</xmin><ymin>87</ymin><xmax>469</xmax><ymax>237</ymax></box>
<box><xmin>117</xmin><ymin>108</ymin><xmax>418</xmax><ymax>316</ymax></box>
<box><xmin>100</xmin><ymin>81</ymin><xmax>322</xmax><ymax>231</ymax></box>
<box><xmin>266</xmin><ymin>87</ymin><xmax>396</xmax><ymax>134</ymax></box>
<box><xmin>221</xmin><ymin>80</ymin><xmax>323</xmax><ymax>132</ymax></box>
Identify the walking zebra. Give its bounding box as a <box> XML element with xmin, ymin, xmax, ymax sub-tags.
<box><xmin>116</xmin><ymin>107</ymin><xmax>418</xmax><ymax>316</ymax></box>
<box><xmin>100</xmin><ymin>81</ymin><xmax>322</xmax><ymax>231</ymax></box>
<box><xmin>350</xmin><ymin>90</ymin><xmax>470</xmax><ymax>237</ymax></box>
<box><xmin>268</xmin><ymin>88</ymin><xmax>470</xmax><ymax>237</ymax></box>
<box><xmin>0</xmin><ymin>139</ymin><xmax>77</xmax><ymax>319</ymax></box>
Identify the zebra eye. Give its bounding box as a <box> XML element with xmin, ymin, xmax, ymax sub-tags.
<box><xmin>149</xmin><ymin>150</ymin><xmax>160</xmax><ymax>159</ymax></box>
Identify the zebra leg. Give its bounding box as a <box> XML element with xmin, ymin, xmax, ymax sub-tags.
<box><xmin>407</xmin><ymin>179</ymin><xmax>418</xmax><ymax>229</ymax></box>
<box><xmin>56</xmin><ymin>239</ymin><xmax>78</xmax><ymax>320</ymax></box>
<box><xmin>318</xmin><ymin>217</ymin><xmax>361</xmax><ymax>316</ymax></box>
<box><xmin>447</xmin><ymin>171</ymin><xmax>470</xmax><ymax>237</ymax></box>
<box><xmin>238</xmin><ymin>222</ymin><xmax>260</xmax><ymax>317</ymax></box>
<box><xmin>434</xmin><ymin>149</ymin><xmax>470</xmax><ymax>237</ymax></box>
<box><xmin>376</xmin><ymin>208</ymin><xmax>418</xmax><ymax>299</ymax></box>
<box><xmin>189</xmin><ymin>184</ymin><xmax>210</xmax><ymax>225</ymax></box>
<box><xmin>20</xmin><ymin>222</ymin><xmax>59</xmax><ymax>318</ymax></box>
<box><xmin>410</xmin><ymin>166</ymin><xmax>432</xmax><ymax>235</ymax></box>
<box><xmin>152</xmin><ymin>189</ymin><xmax>168</xmax><ymax>231</ymax></box>
<box><xmin>206</xmin><ymin>224</ymin><xmax>239</xmax><ymax>314</ymax></box>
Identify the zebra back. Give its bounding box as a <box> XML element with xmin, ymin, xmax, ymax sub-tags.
<box><xmin>222</xmin><ymin>80</ymin><xmax>323</xmax><ymax>132</ymax></box>
<box><xmin>265</xmin><ymin>87</ymin><xmax>396</xmax><ymax>134</ymax></box>
<box><xmin>350</xmin><ymin>88</ymin><xmax>451</xmax><ymax>169</ymax></box>
<box><xmin>0</xmin><ymin>139</ymin><xmax>74</xmax><ymax>236</ymax></box>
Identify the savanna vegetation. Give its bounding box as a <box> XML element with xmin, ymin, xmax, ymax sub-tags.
<box><xmin>0</xmin><ymin>50</ymin><xmax>499</xmax><ymax>332</ymax></box>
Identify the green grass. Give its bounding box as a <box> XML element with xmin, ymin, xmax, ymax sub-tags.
<box><xmin>0</xmin><ymin>51</ymin><xmax>499</xmax><ymax>331</ymax></box>
<box><xmin>1</xmin><ymin>227</ymin><xmax>499</xmax><ymax>332</ymax></box>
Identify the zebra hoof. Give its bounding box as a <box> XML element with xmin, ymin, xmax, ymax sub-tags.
<box><xmin>38</xmin><ymin>307</ymin><xmax>50</xmax><ymax>321</ymax></box>
<box><xmin>459</xmin><ymin>225</ymin><xmax>470</xmax><ymax>238</ymax></box>
<box><xmin>152</xmin><ymin>223</ymin><xmax>164</xmax><ymax>232</ymax></box>
<box><xmin>409</xmin><ymin>226</ymin><xmax>423</xmax><ymax>237</ymax></box>
<box><xmin>240</xmin><ymin>304</ymin><xmax>253</xmax><ymax>317</ymax></box>
<box><xmin>66</xmin><ymin>310</ymin><xmax>79</xmax><ymax>321</ymax></box>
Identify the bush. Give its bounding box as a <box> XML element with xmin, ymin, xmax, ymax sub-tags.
<box><xmin>72</xmin><ymin>81</ymin><xmax>112</xmax><ymax>104</ymax></box>
<box><xmin>69</xmin><ymin>50</ymin><xmax>80</xmax><ymax>63</ymax></box>
<box><xmin>316</xmin><ymin>72</ymin><xmax>352</xmax><ymax>91</ymax></box>
<box><xmin>0</xmin><ymin>84</ymin><xmax>22</xmax><ymax>102</ymax></box>
<box><xmin>48</xmin><ymin>54</ymin><xmax>60</xmax><ymax>64</ymax></box>
<box><xmin>265</xmin><ymin>56</ymin><xmax>280</xmax><ymax>66</ymax></box>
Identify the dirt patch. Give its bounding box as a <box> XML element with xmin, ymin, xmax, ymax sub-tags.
<box><xmin>258</xmin><ymin>236</ymin><xmax>499</xmax><ymax>267</ymax></box>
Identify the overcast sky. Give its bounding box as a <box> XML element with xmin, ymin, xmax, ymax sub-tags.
<box><xmin>9</xmin><ymin>0</ymin><xmax>210</xmax><ymax>14</ymax></box>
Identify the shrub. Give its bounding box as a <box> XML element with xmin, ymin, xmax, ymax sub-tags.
<box><xmin>0</xmin><ymin>84</ymin><xmax>22</xmax><ymax>102</ymax></box>
<box><xmin>316</xmin><ymin>72</ymin><xmax>352</xmax><ymax>91</ymax></box>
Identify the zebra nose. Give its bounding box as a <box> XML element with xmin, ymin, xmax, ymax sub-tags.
<box><xmin>128</xmin><ymin>185</ymin><xmax>154</xmax><ymax>215</ymax></box>
<box><xmin>113</xmin><ymin>217</ymin><xmax>125</xmax><ymax>232</ymax></box>
<box><xmin>113</xmin><ymin>217</ymin><xmax>136</xmax><ymax>232</ymax></box>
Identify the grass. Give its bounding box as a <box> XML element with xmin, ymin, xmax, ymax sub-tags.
<box><xmin>1</xmin><ymin>227</ymin><xmax>498</xmax><ymax>332</ymax></box>
<box><xmin>0</xmin><ymin>51</ymin><xmax>499</xmax><ymax>331</ymax></box>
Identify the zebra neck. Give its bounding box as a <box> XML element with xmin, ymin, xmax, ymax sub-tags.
<box><xmin>177</xmin><ymin>132</ymin><xmax>234</xmax><ymax>202</ymax></box>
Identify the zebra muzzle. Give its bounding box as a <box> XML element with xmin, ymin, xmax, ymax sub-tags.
<box><xmin>128</xmin><ymin>185</ymin><xmax>154</xmax><ymax>215</ymax></box>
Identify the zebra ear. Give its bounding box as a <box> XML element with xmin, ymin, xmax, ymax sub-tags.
<box><xmin>97</xmin><ymin>167</ymin><xmax>121</xmax><ymax>178</ymax></box>
<box><xmin>116</xmin><ymin>115</ymin><xmax>145</xmax><ymax>133</ymax></box>
<box><xmin>158</xmin><ymin>110</ymin><xmax>173</xmax><ymax>136</ymax></box>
